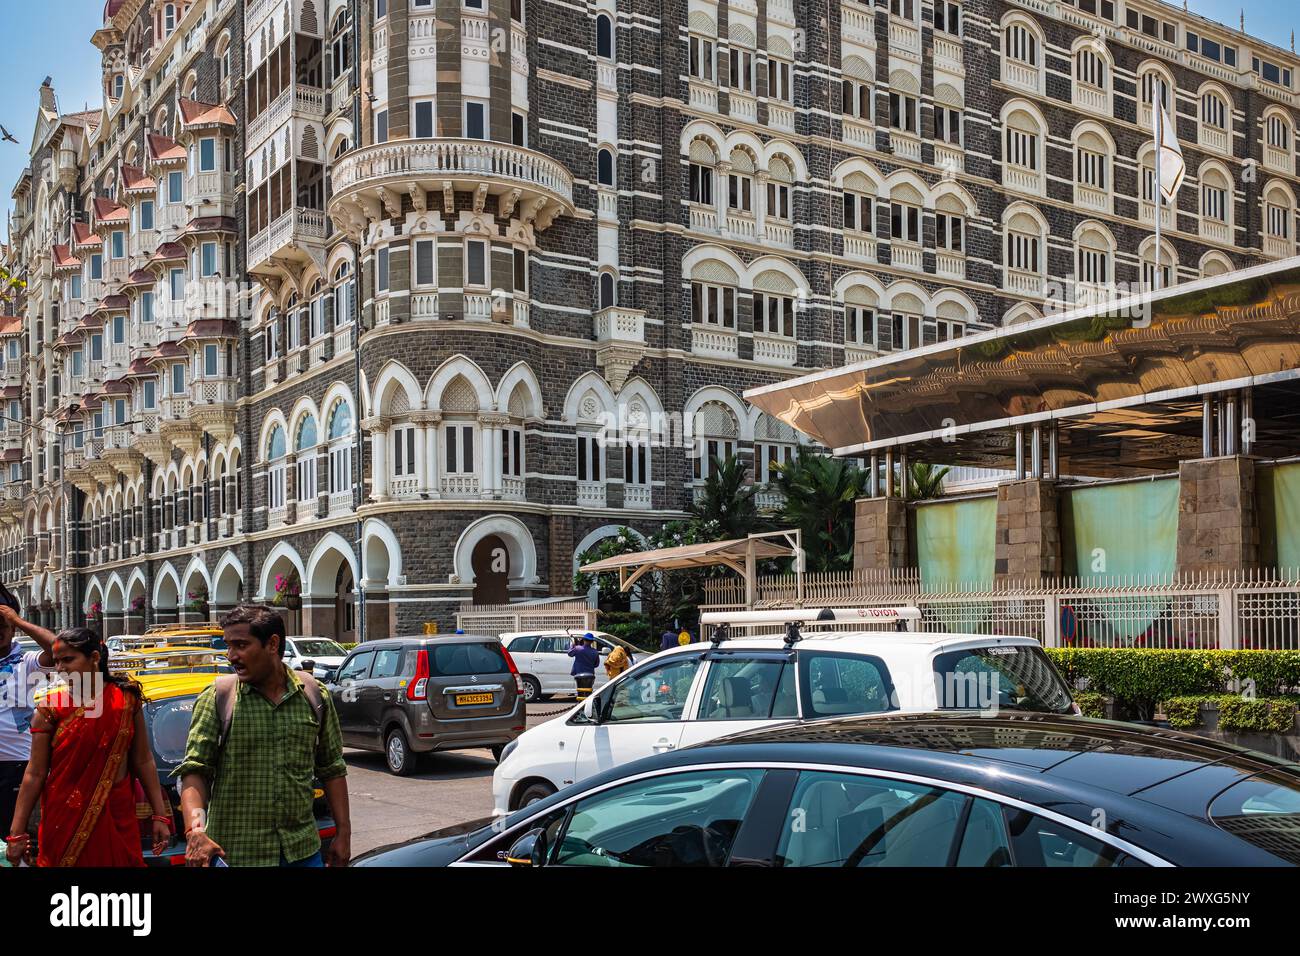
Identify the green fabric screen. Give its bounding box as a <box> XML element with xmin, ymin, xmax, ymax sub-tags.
<box><xmin>1061</xmin><ymin>479</ymin><xmax>1178</xmax><ymax>580</ymax></box>
<box><xmin>1260</xmin><ymin>462</ymin><xmax>1300</xmax><ymax>570</ymax></box>
<box><xmin>914</xmin><ymin>496</ymin><xmax>996</xmax><ymax>590</ymax></box>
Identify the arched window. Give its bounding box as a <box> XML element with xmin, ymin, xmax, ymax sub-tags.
<box><xmin>1140</xmin><ymin>238</ymin><xmax>1177</xmax><ymax>291</ymax></box>
<box><xmin>327</xmin><ymin>401</ymin><xmax>354</xmax><ymax>499</ymax></box>
<box><xmin>1199</xmin><ymin>162</ymin><xmax>1232</xmax><ymax>243</ymax></box>
<box><xmin>691</xmin><ymin>400</ymin><xmax>739</xmax><ymax>481</ymax></box>
<box><xmin>1004</xmin><ymin>205</ymin><xmax>1045</xmax><ymax>297</ymax></box>
<box><xmin>1198</xmin><ymin>85</ymin><xmax>1230</xmax><ymax>153</ymax></box>
<box><xmin>1073</xmin><ymin>44</ymin><xmax>1110</xmax><ymax>114</ymax></box>
<box><xmin>295</xmin><ymin>415</ymin><xmax>318</xmax><ymax>503</ymax></box>
<box><xmin>1074</xmin><ymin>125</ymin><xmax>1112</xmax><ymax>211</ymax></box>
<box><xmin>331</xmin><ymin>12</ymin><xmax>353</xmax><ymax>83</ymax></box>
<box><xmin>332</xmin><ymin>262</ymin><xmax>355</xmax><ymax>330</ymax></box>
<box><xmin>1004</xmin><ymin>19</ymin><xmax>1041</xmax><ymax>92</ymax></box>
<box><xmin>1003</xmin><ymin>105</ymin><xmax>1045</xmax><ymax>195</ymax></box>
<box><xmin>1264</xmin><ymin>180</ymin><xmax>1296</xmax><ymax>257</ymax></box>
<box><xmin>164</xmin><ymin>4</ymin><xmax>176</xmax><ymax>35</ymax></box>
<box><xmin>597</xmin><ymin>148</ymin><xmax>615</xmax><ymax>187</ymax></box>
<box><xmin>687</xmin><ymin>137</ymin><xmax>717</xmax><ymax>207</ymax></box>
<box><xmin>266</xmin><ymin>425</ymin><xmax>287</xmax><ymax>512</ymax></box>
<box><xmin>1265</xmin><ymin>109</ymin><xmax>1295</xmax><ymax>172</ymax></box>
<box><xmin>766</xmin><ymin>156</ymin><xmax>793</xmax><ymax>222</ymax></box>
<box><xmin>598</xmin><ymin>271</ymin><xmax>616</xmax><ymax>309</ymax></box>
<box><xmin>1075</xmin><ymin>223</ymin><xmax>1113</xmax><ymax>290</ymax></box>
<box><xmin>596</xmin><ymin>13</ymin><xmax>613</xmax><ymax>59</ymax></box>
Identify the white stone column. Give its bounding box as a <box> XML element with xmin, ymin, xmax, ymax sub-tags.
<box><xmin>716</xmin><ymin>161</ymin><xmax>731</xmax><ymax>236</ymax></box>
<box><xmin>480</xmin><ymin>415</ymin><xmax>507</xmax><ymax>499</ymax></box>
<box><xmin>755</xmin><ymin>170</ymin><xmax>769</xmax><ymax>243</ymax></box>
<box><xmin>410</xmin><ymin>410</ymin><xmax>438</xmax><ymax>496</ymax></box>
<box><xmin>426</xmin><ymin>413</ymin><xmax>442</xmax><ymax>498</ymax></box>
<box><xmin>363</xmin><ymin>416</ymin><xmax>391</xmax><ymax>501</ymax></box>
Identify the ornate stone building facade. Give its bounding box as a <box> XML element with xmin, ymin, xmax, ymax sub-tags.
<box><xmin>4</xmin><ymin>0</ymin><xmax>1300</xmax><ymax>640</ymax></box>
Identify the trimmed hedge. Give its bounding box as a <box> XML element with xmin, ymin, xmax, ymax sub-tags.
<box><xmin>1045</xmin><ymin>649</ymin><xmax>1300</xmax><ymax>723</ymax></box>
<box><xmin>1161</xmin><ymin>695</ymin><xmax>1299</xmax><ymax>734</ymax></box>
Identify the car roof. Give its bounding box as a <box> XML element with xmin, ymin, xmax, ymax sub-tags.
<box><xmin>500</xmin><ymin>630</ymin><xmax>612</xmax><ymax>639</ymax></box>
<box><xmin>647</xmin><ymin>632</ymin><xmax>1040</xmax><ymax>655</ymax></box>
<box><xmin>348</xmin><ymin>634</ymin><xmax>501</xmax><ymax>649</ymax></box>
<box><xmin>134</xmin><ymin>671</ymin><xmax>221</xmax><ymax>702</ymax></box>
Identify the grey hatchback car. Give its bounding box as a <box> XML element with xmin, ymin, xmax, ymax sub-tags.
<box><xmin>326</xmin><ymin>635</ymin><xmax>527</xmax><ymax>775</ymax></box>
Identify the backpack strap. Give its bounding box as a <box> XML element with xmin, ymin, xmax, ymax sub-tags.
<box><xmin>214</xmin><ymin>675</ymin><xmax>239</xmax><ymax>749</ymax></box>
<box><xmin>297</xmin><ymin>671</ymin><xmax>325</xmax><ymax>731</ymax></box>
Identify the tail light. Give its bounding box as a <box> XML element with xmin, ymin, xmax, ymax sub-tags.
<box><xmin>407</xmin><ymin>649</ymin><xmax>430</xmax><ymax>701</ymax></box>
<box><xmin>502</xmin><ymin>648</ymin><xmax>524</xmax><ymax>696</ymax></box>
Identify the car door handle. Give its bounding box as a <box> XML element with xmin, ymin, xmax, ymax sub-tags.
<box><xmin>653</xmin><ymin>738</ymin><xmax>676</xmax><ymax>752</ymax></box>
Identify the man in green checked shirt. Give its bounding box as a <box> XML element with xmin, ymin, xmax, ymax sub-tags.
<box><xmin>177</xmin><ymin>604</ymin><xmax>351</xmax><ymax>866</ymax></box>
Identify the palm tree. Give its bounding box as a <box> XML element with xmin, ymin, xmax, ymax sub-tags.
<box><xmin>907</xmin><ymin>461</ymin><xmax>950</xmax><ymax>500</ymax></box>
<box><xmin>773</xmin><ymin>451</ymin><xmax>867</xmax><ymax>572</ymax></box>
<box><xmin>689</xmin><ymin>454</ymin><xmax>760</xmax><ymax>540</ymax></box>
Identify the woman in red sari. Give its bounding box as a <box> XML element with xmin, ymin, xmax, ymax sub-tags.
<box><xmin>5</xmin><ymin>629</ymin><xmax>171</xmax><ymax>867</ymax></box>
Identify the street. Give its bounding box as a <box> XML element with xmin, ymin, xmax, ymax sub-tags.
<box><xmin>347</xmin><ymin>701</ymin><xmax>566</xmax><ymax>857</ymax></box>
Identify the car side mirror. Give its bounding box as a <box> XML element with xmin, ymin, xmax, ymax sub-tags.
<box><xmin>505</xmin><ymin>828</ymin><xmax>548</xmax><ymax>868</ymax></box>
<box><xmin>582</xmin><ymin>694</ymin><xmax>603</xmax><ymax>725</ymax></box>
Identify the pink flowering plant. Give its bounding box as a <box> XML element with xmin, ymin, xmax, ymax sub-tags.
<box><xmin>272</xmin><ymin>571</ymin><xmax>302</xmax><ymax>607</ymax></box>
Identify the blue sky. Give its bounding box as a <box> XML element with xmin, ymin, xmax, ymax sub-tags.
<box><xmin>0</xmin><ymin>1</ymin><xmax>1296</xmax><ymax>230</ymax></box>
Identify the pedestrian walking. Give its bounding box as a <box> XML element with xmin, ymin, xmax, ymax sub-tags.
<box><xmin>568</xmin><ymin>632</ymin><xmax>601</xmax><ymax>702</ymax></box>
<box><xmin>603</xmin><ymin>642</ymin><xmax>631</xmax><ymax>681</ymax></box>
<box><xmin>177</xmin><ymin>604</ymin><xmax>351</xmax><ymax>867</ymax></box>
<box><xmin>660</xmin><ymin>629</ymin><xmax>678</xmax><ymax>651</ymax></box>
<box><xmin>6</xmin><ymin>628</ymin><xmax>172</xmax><ymax>867</ymax></box>
<box><xmin>0</xmin><ymin>588</ymin><xmax>56</xmax><ymax>857</ymax></box>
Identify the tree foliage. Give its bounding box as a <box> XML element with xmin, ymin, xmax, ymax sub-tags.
<box><xmin>688</xmin><ymin>454</ymin><xmax>761</xmax><ymax>540</ymax></box>
<box><xmin>906</xmin><ymin>461</ymin><xmax>950</xmax><ymax>500</ymax></box>
<box><xmin>772</xmin><ymin>450</ymin><xmax>867</xmax><ymax>572</ymax></box>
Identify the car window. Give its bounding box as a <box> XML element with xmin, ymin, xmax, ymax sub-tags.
<box><xmin>536</xmin><ymin>636</ymin><xmax>568</xmax><ymax>654</ymax></box>
<box><xmin>372</xmin><ymin>648</ymin><xmax>403</xmax><ymax>679</ymax></box>
<box><xmin>955</xmin><ymin>798</ymin><xmax>1012</xmax><ymax>867</ymax></box>
<box><xmin>337</xmin><ymin>651</ymin><xmax>375</xmax><ymax>683</ymax></box>
<box><xmin>432</xmin><ymin>642</ymin><xmax>509</xmax><ymax>676</ymax></box>
<box><xmin>1004</xmin><ymin>808</ymin><xmax>1136</xmax><ymax>867</ymax></box>
<box><xmin>506</xmin><ymin>636</ymin><xmax>539</xmax><ymax>654</ymax></box>
<box><xmin>552</xmin><ymin>769</ymin><xmax>765</xmax><ymax>867</ymax></box>
<box><xmin>604</xmin><ymin>656</ymin><xmax>701</xmax><ymax>723</ymax></box>
<box><xmin>697</xmin><ymin>658</ymin><xmax>796</xmax><ymax>721</ymax></box>
<box><xmin>775</xmin><ymin>771</ymin><xmax>966</xmax><ymax>867</ymax></box>
<box><xmin>798</xmin><ymin>652</ymin><xmax>895</xmax><ymax>719</ymax></box>
<box><xmin>466</xmin><ymin>806</ymin><xmax>570</xmax><ymax>865</ymax></box>
<box><xmin>932</xmin><ymin>645</ymin><xmax>1074</xmax><ymax>714</ymax></box>
<box><xmin>296</xmin><ymin>639</ymin><xmax>346</xmax><ymax>657</ymax></box>
<box><xmin>1208</xmin><ymin>771</ymin><xmax>1300</xmax><ymax>863</ymax></box>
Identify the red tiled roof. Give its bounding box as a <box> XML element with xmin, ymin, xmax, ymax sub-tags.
<box><xmin>1</xmin><ymin>449</ymin><xmax>22</xmax><ymax>464</ymax></box>
<box><xmin>187</xmin><ymin>216</ymin><xmax>236</xmax><ymax>235</ymax></box>
<box><xmin>102</xmin><ymin>379</ymin><xmax>131</xmax><ymax>395</ymax></box>
<box><xmin>123</xmin><ymin>270</ymin><xmax>155</xmax><ymax>288</ymax></box>
<box><xmin>52</xmin><ymin>244</ymin><xmax>81</xmax><ymax>270</ymax></box>
<box><xmin>77</xmin><ymin>315</ymin><xmax>103</xmax><ymax>331</ymax></box>
<box><xmin>120</xmin><ymin>164</ymin><xmax>156</xmax><ymax>193</ymax></box>
<box><xmin>178</xmin><ymin>99</ymin><xmax>238</xmax><ymax>128</ymax></box>
<box><xmin>0</xmin><ymin>387</ymin><xmax>21</xmax><ymax>401</ymax></box>
<box><xmin>149</xmin><ymin>243</ymin><xmax>186</xmax><ymax>264</ymax></box>
<box><xmin>0</xmin><ymin>319</ymin><xmax>21</xmax><ymax>336</ymax></box>
<box><xmin>153</xmin><ymin>341</ymin><xmax>186</xmax><ymax>359</ymax></box>
<box><xmin>187</xmin><ymin>319</ymin><xmax>238</xmax><ymax>338</ymax></box>
<box><xmin>104</xmin><ymin>0</ymin><xmax>126</xmax><ymax>22</ymax></box>
<box><xmin>54</xmin><ymin>332</ymin><xmax>83</xmax><ymax>349</ymax></box>
<box><xmin>128</xmin><ymin>355</ymin><xmax>157</xmax><ymax>375</ymax></box>
<box><xmin>72</xmin><ymin>223</ymin><xmax>102</xmax><ymax>250</ymax></box>
<box><xmin>147</xmin><ymin>133</ymin><xmax>186</xmax><ymax>164</ymax></box>
<box><xmin>92</xmin><ymin>197</ymin><xmax>129</xmax><ymax>224</ymax></box>
<box><xmin>102</xmin><ymin>295</ymin><xmax>130</xmax><ymax>311</ymax></box>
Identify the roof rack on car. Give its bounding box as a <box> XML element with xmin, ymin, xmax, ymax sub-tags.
<box><xmin>700</xmin><ymin>606</ymin><xmax>922</xmax><ymax>646</ymax></box>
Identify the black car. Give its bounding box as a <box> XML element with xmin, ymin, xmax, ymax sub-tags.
<box><xmin>354</xmin><ymin>712</ymin><xmax>1300</xmax><ymax>867</ymax></box>
<box><xmin>326</xmin><ymin>635</ymin><xmax>527</xmax><ymax>775</ymax></box>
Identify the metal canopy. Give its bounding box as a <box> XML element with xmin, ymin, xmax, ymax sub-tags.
<box><xmin>745</xmin><ymin>259</ymin><xmax>1300</xmax><ymax>477</ymax></box>
<box><xmin>579</xmin><ymin>531</ymin><xmax>804</xmax><ymax>607</ymax></box>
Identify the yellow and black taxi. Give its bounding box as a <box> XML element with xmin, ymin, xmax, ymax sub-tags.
<box><xmin>135</xmin><ymin>670</ymin><xmax>337</xmax><ymax>865</ymax></box>
<box><xmin>109</xmin><ymin>646</ymin><xmax>232</xmax><ymax>677</ymax></box>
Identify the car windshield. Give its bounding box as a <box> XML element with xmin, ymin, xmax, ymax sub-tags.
<box><xmin>146</xmin><ymin>695</ymin><xmax>199</xmax><ymax>766</ymax></box>
<box><xmin>931</xmin><ymin>645</ymin><xmax>1074</xmax><ymax>714</ymax></box>
<box><xmin>1209</xmin><ymin>771</ymin><xmax>1300</xmax><ymax>864</ymax></box>
<box><xmin>294</xmin><ymin>639</ymin><xmax>346</xmax><ymax>657</ymax></box>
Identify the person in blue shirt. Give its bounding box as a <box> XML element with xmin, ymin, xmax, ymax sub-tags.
<box><xmin>660</xmin><ymin>630</ymin><xmax>678</xmax><ymax>651</ymax></box>
<box><xmin>568</xmin><ymin>633</ymin><xmax>601</xmax><ymax>701</ymax></box>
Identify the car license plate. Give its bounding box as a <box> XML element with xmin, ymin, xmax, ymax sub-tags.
<box><xmin>455</xmin><ymin>692</ymin><xmax>494</xmax><ymax>706</ymax></box>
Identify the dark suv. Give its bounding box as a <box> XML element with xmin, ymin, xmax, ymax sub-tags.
<box><xmin>327</xmin><ymin>635</ymin><xmax>526</xmax><ymax>775</ymax></box>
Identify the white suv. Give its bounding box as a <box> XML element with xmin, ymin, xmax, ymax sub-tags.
<box><xmin>500</xmin><ymin>630</ymin><xmax>641</xmax><ymax>702</ymax></box>
<box><xmin>492</xmin><ymin>613</ymin><xmax>1076</xmax><ymax>815</ymax></box>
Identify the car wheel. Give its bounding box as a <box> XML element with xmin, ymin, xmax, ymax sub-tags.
<box><xmin>517</xmin><ymin>781</ymin><xmax>556</xmax><ymax>809</ymax></box>
<box><xmin>521</xmin><ymin>676</ymin><xmax>542</xmax><ymax>703</ymax></box>
<box><xmin>385</xmin><ymin>728</ymin><xmax>415</xmax><ymax>776</ymax></box>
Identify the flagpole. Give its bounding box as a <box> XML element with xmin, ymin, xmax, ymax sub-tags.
<box><xmin>1153</xmin><ymin>94</ymin><xmax>1163</xmax><ymax>292</ymax></box>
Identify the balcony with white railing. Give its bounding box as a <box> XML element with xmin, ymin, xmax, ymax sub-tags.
<box><xmin>934</xmin><ymin>142</ymin><xmax>963</xmax><ymax>174</ymax></box>
<box><xmin>158</xmin><ymin>202</ymin><xmax>189</xmax><ymax>234</ymax></box>
<box><xmin>842</xmin><ymin>5</ymin><xmax>876</xmax><ymax>48</ymax></box>
<box><xmin>934</xmin><ymin>35</ymin><xmax>962</xmax><ymax>74</ymax></box>
<box><xmin>845</xmin><ymin>343</ymin><xmax>878</xmax><ymax>364</ymax></box>
<box><xmin>595</xmin><ymin>306</ymin><xmax>647</xmax><ymax>388</ymax></box>
<box><xmin>329</xmin><ymin>139</ymin><xmax>575</xmax><ymax>239</ymax></box>
<box><xmin>1075</xmin><ymin>184</ymin><xmax>1109</xmax><ymax>213</ymax></box>
<box><xmin>935</xmin><ymin>251</ymin><xmax>966</xmax><ymax>280</ymax></box>
<box><xmin>501</xmin><ymin>476</ymin><xmax>526</xmax><ymax>500</ymax></box>
<box><xmin>374</xmin><ymin>297</ymin><xmax>391</xmax><ymax>326</ymax></box>
<box><xmin>767</xmin><ymin>0</ymin><xmax>795</xmax><ymax>23</ymax></box>
<box><xmin>464</xmin><ymin>293</ymin><xmax>493</xmax><ymax>321</ymax></box>
<box><xmin>1265</xmin><ymin>144</ymin><xmax>1293</xmax><ymax>174</ymax></box>
<box><xmin>689</xmin><ymin>82</ymin><xmax>719</xmax><ymax>112</ymax></box>
<box><xmin>889</xmin><ymin>17</ymin><xmax>921</xmax><ymax>57</ymax></box>
<box><xmin>513</xmin><ymin>299</ymin><xmax>530</xmax><ymax>328</ymax></box>
<box><xmin>598</xmin><ymin>188</ymin><xmax>618</xmax><ymax>221</ymax></box>
<box><xmin>689</xmin><ymin>205</ymin><xmax>719</xmax><ymax>233</ymax></box>
<box><xmin>1004</xmin><ymin>165</ymin><xmax>1042</xmax><ymax>195</ymax></box>
<box><xmin>597</xmin><ymin>62</ymin><xmax>617</xmax><ymax>94</ymax></box>
<box><xmin>577</xmin><ymin>480</ymin><xmax>606</xmax><ymax>508</ymax></box>
<box><xmin>891</xmin><ymin>242</ymin><xmax>923</xmax><ymax>271</ymax></box>
<box><xmin>1073</xmin><ymin>84</ymin><xmax>1108</xmax><ymax>115</ymax></box>
<box><xmin>1006</xmin><ymin>269</ymin><xmax>1044</xmax><ymax>298</ymax></box>
<box><xmin>692</xmin><ymin>325</ymin><xmax>739</xmax><ymax>359</ymax></box>
<box><xmin>842</xmin><ymin>119</ymin><xmax>873</xmax><ymax>151</ymax></box>
<box><xmin>372</xmin><ymin>23</ymin><xmax>389</xmax><ymax>70</ymax></box>
<box><xmin>764</xmin><ymin>221</ymin><xmax>794</xmax><ymax>248</ymax></box>
<box><xmin>753</xmin><ymin>334</ymin><xmax>797</xmax><ymax>367</ymax></box>
<box><xmin>1200</xmin><ymin>218</ymin><xmax>1231</xmax><ymax>245</ymax></box>
<box><xmin>622</xmin><ymin>484</ymin><xmax>652</xmax><ymax>510</ymax></box>
<box><xmin>766</xmin><ymin>102</ymin><xmax>795</xmax><ymax>132</ymax></box>
<box><xmin>1139</xmin><ymin>200</ymin><xmax>1173</xmax><ymax>228</ymax></box>
<box><xmin>391</xmin><ymin>475</ymin><xmax>420</xmax><ymax>498</ymax></box>
<box><xmin>328</xmin><ymin>490</ymin><xmax>353</xmax><ymax>517</ymax></box>
<box><xmin>890</xmin><ymin>133</ymin><xmax>921</xmax><ymax>163</ymax></box>
<box><xmin>268</xmin><ymin>504</ymin><xmax>289</xmax><ymax>529</ymax></box>
<box><xmin>1004</xmin><ymin>60</ymin><xmax>1040</xmax><ymax>94</ymax></box>
<box><xmin>754</xmin><ymin>488</ymin><xmax>786</xmax><ymax>511</ymax></box>
<box><xmin>186</xmin><ymin>170</ymin><xmax>237</xmax><ymax>213</ymax></box>
<box><xmin>1264</xmin><ymin>234</ymin><xmax>1294</xmax><ymax>259</ymax></box>
<box><xmin>725</xmin><ymin>212</ymin><xmax>757</xmax><ymax>240</ymax></box>
<box><xmin>248</xmin><ymin>207</ymin><xmax>328</xmax><ymax>272</ymax></box>
<box><xmin>845</xmin><ymin>234</ymin><xmax>878</xmax><ymax>262</ymax></box>
<box><xmin>411</xmin><ymin>293</ymin><xmax>439</xmax><ymax>320</ymax></box>
<box><xmin>1199</xmin><ymin>125</ymin><xmax>1229</xmax><ymax>155</ymax></box>
<box><xmin>441</xmin><ymin>475</ymin><xmax>481</xmax><ymax>498</ymax></box>
<box><xmin>729</xmin><ymin>92</ymin><xmax>757</xmax><ymax>123</ymax></box>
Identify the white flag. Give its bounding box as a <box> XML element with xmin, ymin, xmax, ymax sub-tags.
<box><xmin>1156</xmin><ymin>102</ymin><xmax>1185</xmax><ymax>204</ymax></box>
